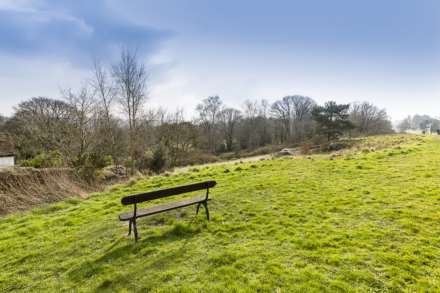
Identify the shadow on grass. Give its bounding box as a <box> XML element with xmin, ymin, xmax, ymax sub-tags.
<box><xmin>67</xmin><ymin>218</ymin><xmax>202</xmax><ymax>282</ymax></box>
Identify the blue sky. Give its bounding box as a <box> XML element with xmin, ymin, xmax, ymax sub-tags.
<box><xmin>0</xmin><ymin>0</ymin><xmax>439</xmax><ymax>120</ymax></box>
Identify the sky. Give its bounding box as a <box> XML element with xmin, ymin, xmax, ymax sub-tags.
<box><xmin>0</xmin><ymin>0</ymin><xmax>439</xmax><ymax>121</ymax></box>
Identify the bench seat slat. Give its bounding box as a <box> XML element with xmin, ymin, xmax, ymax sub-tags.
<box><xmin>119</xmin><ymin>197</ymin><xmax>210</xmax><ymax>221</ymax></box>
<box><xmin>121</xmin><ymin>180</ymin><xmax>216</xmax><ymax>205</ymax></box>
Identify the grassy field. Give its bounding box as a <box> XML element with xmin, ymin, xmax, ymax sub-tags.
<box><xmin>1</xmin><ymin>135</ymin><xmax>440</xmax><ymax>292</ymax></box>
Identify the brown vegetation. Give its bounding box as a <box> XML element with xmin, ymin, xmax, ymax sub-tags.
<box><xmin>0</xmin><ymin>168</ymin><xmax>93</xmax><ymax>215</ymax></box>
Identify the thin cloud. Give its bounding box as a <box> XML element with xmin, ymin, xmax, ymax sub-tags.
<box><xmin>0</xmin><ymin>0</ymin><xmax>171</xmax><ymax>65</ymax></box>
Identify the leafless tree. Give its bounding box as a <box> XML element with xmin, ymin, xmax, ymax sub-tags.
<box><xmin>112</xmin><ymin>49</ymin><xmax>149</xmax><ymax>171</ymax></box>
<box><xmin>63</xmin><ymin>86</ymin><xmax>96</xmax><ymax>165</ymax></box>
<box><xmin>350</xmin><ymin>102</ymin><xmax>393</xmax><ymax>135</ymax></box>
<box><xmin>158</xmin><ymin>109</ymin><xmax>197</xmax><ymax>165</ymax></box>
<box><xmin>0</xmin><ymin>115</ymin><xmax>6</xmax><ymax>131</ymax></box>
<box><xmin>90</xmin><ymin>59</ymin><xmax>119</xmax><ymax>161</ymax></box>
<box><xmin>196</xmin><ymin>96</ymin><xmax>222</xmax><ymax>152</ymax></box>
<box><xmin>271</xmin><ymin>95</ymin><xmax>315</xmax><ymax>142</ymax></box>
<box><xmin>397</xmin><ymin>116</ymin><xmax>412</xmax><ymax>133</ymax></box>
<box><xmin>239</xmin><ymin>99</ymin><xmax>272</xmax><ymax>148</ymax></box>
<box><xmin>218</xmin><ymin>107</ymin><xmax>241</xmax><ymax>151</ymax></box>
<box><xmin>290</xmin><ymin>95</ymin><xmax>316</xmax><ymax>141</ymax></box>
<box><xmin>92</xmin><ymin>60</ymin><xmax>115</xmax><ymax>123</ymax></box>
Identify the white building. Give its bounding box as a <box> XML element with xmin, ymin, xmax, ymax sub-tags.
<box><xmin>0</xmin><ymin>133</ymin><xmax>15</xmax><ymax>167</ymax></box>
<box><xmin>0</xmin><ymin>154</ymin><xmax>14</xmax><ymax>167</ymax></box>
<box><xmin>425</xmin><ymin>123</ymin><xmax>432</xmax><ymax>135</ymax></box>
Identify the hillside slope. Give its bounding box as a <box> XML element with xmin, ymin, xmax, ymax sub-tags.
<box><xmin>1</xmin><ymin>135</ymin><xmax>440</xmax><ymax>292</ymax></box>
<box><xmin>0</xmin><ymin>168</ymin><xmax>92</xmax><ymax>215</ymax></box>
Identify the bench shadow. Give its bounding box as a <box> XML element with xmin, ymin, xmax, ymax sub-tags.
<box><xmin>67</xmin><ymin>217</ymin><xmax>201</xmax><ymax>282</ymax></box>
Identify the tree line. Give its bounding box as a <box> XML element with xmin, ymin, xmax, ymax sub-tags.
<box><xmin>397</xmin><ymin>115</ymin><xmax>440</xmax><ymax>133</ymax></box>
<box><xmin>0</xmin><ymin>49</ymin><xmax>394</xmax><ymax>178</ymax></box>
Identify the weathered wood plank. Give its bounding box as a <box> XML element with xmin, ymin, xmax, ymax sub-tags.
<box><xmin>120</xmin><ymin>180</ymin><xmax>216</xmax><ymax>205</ymax></box>
<box><xmin>119</xmin><ymin>197</ymin><xmax>210</xmax><ymax>221</ymax></box>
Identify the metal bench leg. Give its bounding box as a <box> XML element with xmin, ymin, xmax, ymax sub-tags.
<box><xmin>127</xmin><ymin>219</ymin><xmax>132</xmax><ymax>236</ymax></box>
<box><xmin>196</xmin><ymin>202</ymin><xmax>202</xmax><ymax>215</ymax></box>
<box><xmin>202</xmin><ymin>201</ymin><xmax>210</xmax><ymax>220</ymax></box>
<box><xmin>133</xmin><ymin>218</ymin><xmax>139</xmax><ymax>242</ymax></box>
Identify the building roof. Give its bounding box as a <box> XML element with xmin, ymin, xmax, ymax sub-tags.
<box><xmin>0</xmin><ymin>133</ymin><xmax>15</xmax><ymax>157</ymax></box>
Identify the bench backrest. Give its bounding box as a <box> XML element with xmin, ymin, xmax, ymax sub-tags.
<box><xmin>121</xmin><ymin>180</ymin><xmax>217</xmax><ymax>205</ymax></box>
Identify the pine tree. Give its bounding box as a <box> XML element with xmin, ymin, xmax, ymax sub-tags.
<box><xmin>312</xmin><ymin>101</ymin><xmax>354</xmax><ymax>141</ymax></box>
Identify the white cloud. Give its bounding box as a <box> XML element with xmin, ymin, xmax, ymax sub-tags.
<box><xmin>0</xmin><ymin>0</ymin><xmax>38</xmax><ymax>12</ymax></box>
<box><xmin>1</xmin><ymin>0</ymin><xmax>439</xmax><ymax>121</ymax></box>
<box><xmin>0</xmin><ymin>54</ymin><xmax>88</xmax><ymax>116</ymax></box>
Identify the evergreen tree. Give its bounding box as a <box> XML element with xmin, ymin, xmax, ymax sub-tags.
<box><xmin>312</xmin><ymin>101</ymin><xmax>354</xmax><ymax>141</ymax></box>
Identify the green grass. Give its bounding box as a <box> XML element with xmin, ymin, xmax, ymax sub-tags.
<box><xmin>2</xmin><ymin>134</ymin><xmax>440</xmax><ymax>292</ymax></box>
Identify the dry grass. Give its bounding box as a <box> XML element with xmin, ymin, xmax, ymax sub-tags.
<box><xmin>0</xmin><ymin>167</ymin><xmax>93</xmax><ymax>215</ymax></box>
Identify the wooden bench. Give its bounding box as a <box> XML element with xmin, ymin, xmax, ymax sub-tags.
<box><xmin>119</xmin><ymin>180</ymin><xmax>216</xmax><ymax>241</ymax></box>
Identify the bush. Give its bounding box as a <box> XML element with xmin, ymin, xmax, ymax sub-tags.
<box><xmin>86</xmin><ymin>152</ymin><xmax>109</xmax><ymax>169</ymax></box>
<box><xmin>20</xmin><ymin>151</ymin><xmax>64</xmax><ymax>168</ymax></box>
<box><xmin>300</xmin><ymin>143</ymin><xmax>312</xmax><ymax>155</ymax></box>
<box><xmin>216</xmin><ymin>142</ymin><xmax>228</xmax><ymax>154</ymax></box>
<box><xmin>327</xmin><ymin>142</ymin><xmax>349</xmax><ymax>151</ymax></box>
<box><xmin>124</xmin><ymin>158</ymin><xmax>135</xmax><ymax>173</ymax></box>
<box><xmin>136</xmin><ymin>145</ymin><xmax>169</xmax><ymax>173</ymax></box>
<box><xmin>103</xmin><ymin>155</ymin><xmax>114</xmax><ymax>167</ymax></box>
<box><xmin>149</xmin><ymin>145</ymin><xmax>168</xmax><ymax>173</ymax></box>
<box><xmin>136</xmin><ymin>150</ymin><xmax>154</xmax><ymax>171</ymax></box>
<box><xmin>77</xmin><ymin>164</ymin><xmax>98</xmax><ymax>184</ymax></box>
<box><xmin>75</xmin><ymin>152</ymin><xmax>114</xmax><ymax>183</ymax></box>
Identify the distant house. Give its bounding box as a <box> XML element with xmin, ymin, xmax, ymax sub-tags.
<box><xmin>0</xmin><ymin>133</ymin><xmax>15</xmax><ymax>167</ymax></box>
<box><xmin>425</xmin><ymin>123</ymin><xmax>432</xmax><ymax>135</ymax></box>
<box><xmin>405</xmin><ymin>123</ymin><xmax>438</xmax><ymax>134</ymax></box>
<box><xmin>404</xmin><ymin>129</ymin><xmax>424</xmax><ymax>135</ymax></box>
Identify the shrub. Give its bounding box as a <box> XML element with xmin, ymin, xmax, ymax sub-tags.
<box><xmin>124</xmin><ymin>158</ymin><xmax>135</xmax><ymax>174</ymax></box>
<box><xmin>77</xmin><ymin>164</ymin><xmax>98</xmax><ymax>184</ymax></box>
<box><xmin>103</xmin><ymin>155</ymin><xmax>114</xmax><ymax>167</ymax></box>
<box><xmin>136</xmin><ymin>145</ymin><xmax>169</xmax><ymax>173</ymax></box>
<box><xmin>300</xmin><ymin>143</ymin><xmax>312</xmax><ymax>155</ymax></box>
<box><xmin>326</xmin><ymin>142</ymin><xmax>349</xmax><ymax>152</ymax></box>
<box><xmin>149</xmin><ymin>145</ymin><xmax>169</xmax><ymax>173</ymax></box>
<box><xmin>136</xmin><ymin>150</ymin><xmax>154</xmax><ymax>171</ymax></box>
<box><xmin>86</xmin><ymin>152</ymin><xmax>109</xmax><ymax>169</ymax></box>
<box><xmin>20</xmin><ymin>150</ymin><xmax>64</xmax><ymax>168</ymax></box>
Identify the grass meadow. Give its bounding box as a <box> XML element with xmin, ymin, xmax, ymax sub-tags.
<box><xmin>1</xmin><ymin>134</ymin><xmax>440</xmax><ymax>292</ymax></box>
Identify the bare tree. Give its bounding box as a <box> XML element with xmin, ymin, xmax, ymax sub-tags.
<box><xmin>257</xmin><ymin>99</ymin><xmax>273</xmax><ymax>145</ymax></box>
<box><xmin>350</xmin><ymin>102</ymin><xmax>393</xmax><ymax>135</ymax></box>
<box><xmin>218</xmin><ymin>107</ymin><xmax>241</xmax><ymax>152</ymax></box>
<box><xmin>92</xmin><ymin>60</ymin><xmax>115</xmax><ymax>124</ymax></box>
<box><xmin>91</xmin><ymin>59</ymin><xmax>118</xmax><ymax>162</ymax></box>
<box><xmin>0</xmin><ymin>115</ymin><xmax>6</xmax><ymax>131</ymax></box>
<box><xmin>158</xmin><ymin>109</ymin><xmax>197</xmax><ymax>165</ymax></box>
<box><xmin>397</xmin><ymin>116</ymin><xmax>412</xmax><ymax>133</ymax></box>
<box><xmin>63</xmin><ymin>86</ymin><xmax>96</xmax><ymax>165</ymax></box>
<box><xmin>271</xmin><ymin>97</ymin><xmax>292</xmax><ymax>142</ymax></box>
<box><xmin>271</xmin><ymin>95</ymin><xmax>315</xmax><ymax>142</ymax></box>
<box><xmin>290</xmin><ymin>95</ymin><xmax>316</xmax><ymax>141</ymax></box>
<box><xmin>259</xmin><ymin>99</ymin><xmax>270</xmax><ymax>118</ymax></box>
<box><xmin>196</xmin><ymin>96</ymin><xmax>222</xmax><ymax>152</ymax></box>
<box><xmin>112</xmin><ymin>49</ymin><xmax>149</xmax><ymax>172</ymax></box>
<box><xmin>240</xmin><ymin>99</ymin><xmax>272</xmax><ymax>148</ymax></box>
<box><xmin>240</xmin><ymin>100</ymin><xmax>259</xmax><ymax>148</ymax></box>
